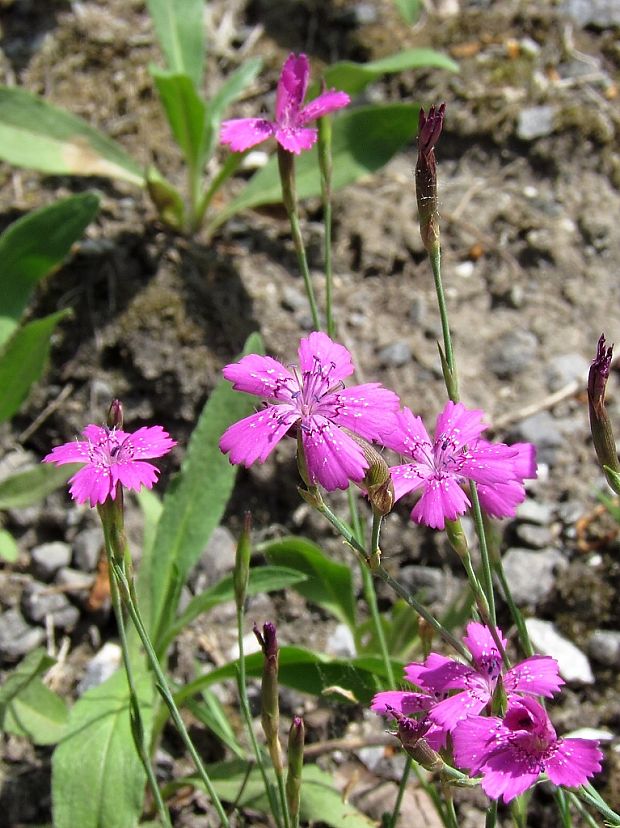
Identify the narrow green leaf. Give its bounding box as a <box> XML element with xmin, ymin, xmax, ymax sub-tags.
<box><xmin>319</xmin><ymin>49</ymin><xmax>458</xmax><ymax>97</ymax></box>
<box><xmin>0</xmin><ymin>528</ymin><xmax>19</xmax><ymax>562</ymax></box>
<box><xmin>0</xmin><ymin>462</ymin><xmax>80</xmax><ymax>510</ymax></box>
<box><xmin>3</xmin><ymin>677</ymin><xmax>68</xmax><ymax>745</ymax></box>
<box><xmin>0</xmin><ymin>648</ymin><xmax>54</xmax><ymax>707</ymax></box>
<box><xmin>203</xmin><ymin>58</ymin><xmax>262</xmax><ymax>160</ymax></box>
<box><xmin>0</xmin><ymin>309</ymin><xmax>71</xmax><ymax>424</ymax></box>
<box><xmin>186</xmin><ymin>761</ymin><xmax>376</xmax><ymax>828</ymax></box>
<box><xmin>163</xmin><ymin>566</ymin><xmax>308</xmax><ymax>647</ymax></box>
<box><xmin>146</xmin><ymin>0</ymin><xmax>204</xmax><ymax>87</ymax></box>
<box><xmin>0</xmin><ymin>87</ymin><xmax>144</xmax><ymax>185</ymax></box>
<box><xmin>178</xmin><ymin>646</ymin><xmax>401</xmax><ymax>707</ymax></box>
<box><xmin>52</xmin><ymin>668</ymin><xmax>153</xmax><ymax>828</ymax></box>
<box><xmin>393</xmin><ymin>0</ymin><xmax>423</xmax><ymax>24</ymax></box>
<box><xmin>264</xmin><ymin>537</ymin><xmax>356</xmax><ymax>628</ymax></box>
<box><xmin>145</xmin><ymin>165</ymin><xmax>185</xmax><ymax>230</ymax></box>
<box><xmin>145</xmin><ymin>331</ymin><xmax>264</xmax><ymax>647</ymax></box>
<box><xmin>185</xmin><ymin>688</ymin><xmax>245</xmax><ymax>759</ymax></box>
<box><xmin>211</xmin><ymin>103</ymin><xmax>420</xmax><ymax>229</ymax></box>
<box><xmin>151</xmin><ymin>69</ymin><xmax>207</xmax><ymax>171</ymax></box>
<box><xmin>0</xmin><ymin>193</ymin><xmax>100</xmax><ymax>346</ymax></box>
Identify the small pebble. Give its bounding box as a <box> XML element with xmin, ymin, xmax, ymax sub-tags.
<box><xmin>525</xmin><ymin>618</ymin><xmax>595</xmax><ymax>684</ymax></box>
<box><xmin>77</xmin><ymin>642</ymin><xmax>122</xmax><ymax>695</ymax></box>
<box><xmin>511</xmin><ymin>412</ymin><xmax>565</xmax><ymax>465</ymax></box>
<box><xmin>516</xmin><ymin>500</ymin><xmax>553</xmax><ymax>525</ymax></box>
<box><xmin>0</xmin><ymin>609</ymin><xmax>45</xmax><ymax>661</ymax></box>
<box><xmin>490</xmin><ymin>329</ymin><xmax>538</xmax><ymax>378</ymax></box>
<box><xmin>513</xmin><ymin>523</ymin><xmax>554</xmax><ymax>548</ymax></box>
<box><xmin>588</xmin><ymin>629</ymin><xmax>620</xmax><ymax>667</ymax></box>
<box><xmin>501</xmin><ymin>547</ymin><xmax>566</xmax><ymax>605</ymax></box>
<box><xmin>73</xmin><ymin>528</ymin><xmax>103</xmax><ymax>572</ymax></box>
<box><xmin>30</xmin><ymin>541</ymin><xmax>72</xmax><ymax>581</ymax></box>
<box><xmin>517</xmin><ymin>105</ymin><xmax>556</xmax><ymax>140</ymax></box>
<box><xmin>22</xmin><ymin>582</ymin><xmax>80</xmax><ymax>629</ymax></box>
<box><xmin>454</xmin><ymin>261</ymin><xmax>474</xmax><ymax>279</ymax></box>
<box><xmin>545</xmin><ymin>353</ymin><xmax>589</xmax><ymax>392</ymax></box>
<box><xmin>325</xmin><ymin>623</ymin><xmax>356</xmax><ymax>658</ymax></box>
<box><xmin>378</xmin><ymin>340</ymin><xmax>412</xmax><ymax>368</ymax></box>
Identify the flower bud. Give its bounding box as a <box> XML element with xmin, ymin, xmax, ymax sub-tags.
<box><xmin>588</xmin><ymin>334</ymin><xmax>620</xmax><ymax>493</ymax></box>
<box><xmin>254</xmin><ymin>621</ymin><xmax>283</xmax><ymax>772</ymax></box>
<box><xmin>389</xmin><ymin>708</ymin><xmax>444</xmax><ymax>773</ymax></box>
<box><xmin>286</xmin><ymin>716</ymin><xmax>305</xmax><ymax>822</ymax></box>
<box><xmin>445</xmin><ymin>518</ymin><xmax>468</xmax><ymax>559</ymax></box>
<box><xmin>234</xmin><ymin>512</ymin><xmax>252</xmax><ymax>611</ymax></box>
<box><xmin>415</xmin><ymin>104</ymin><xmax>445</xmax><ymax>256</ymax></box>
<box><xmin>342</xmin><ymin>428</ymin><xmax>395</xmax><ymax>516</ymax></box>
<box><xmin>107</xmin><ymin>399</ymin><xmax>123</xmax><ymax>430</ymax></box>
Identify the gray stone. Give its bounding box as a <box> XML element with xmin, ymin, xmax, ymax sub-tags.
<box><xmin>55</xmin><ymin>567</ymin><xmax>95</xmax><ymax>607</ymax></box>
<box><xmin>73</xmin><ymin>528</ymin><xmax>102</xmax><ymax>572</ymax></box>
<box><xmin>0</xmin><ymin>609</ymin><xmax>45</xmax><ymax>661</ymax></box>
<box><xmin>510</xmin><ymin>412</ymin><xmax>565</xmax><ymax>465</ymax></box>
<box><xmin>513</xmin><ymin>523</ymin><xmax>554</xmax><ymax>549</ymax></box>
<box><xmin>378</xmin><ymin>340</ymin><xmax>412</xmax><ymax>368</ymax></box>
<box><xmin>545</xmin><ymin>353</ymin><xmax>590</xmax><ymax>392</ymax></box>
<box><xmin>490</xmin><ymin>329</ymin><xmax>538</xmax><ymax>378</ymax></box>
<box><xmin>77</xmin><ymin>642</ymin><xmax>122</xmax><ymax>695</ymax></box>
<box><xmin>30</xmin><ymin>541</ymin><xmax>72</xmax><ymax>581</ymax></box>
<box><xmin>516</xmin><ymin>500</ymin><xmax>553</xmax><ymax>525</ymax></box>
<box><xmin>399</xmin><ymin>566</ymin><xmax>447</xmax><ymax>604</ymax></box>
<box><xmin>525</xmin><ymin>618</ymin><xmax>595</xmax><ymax>684</ymax></box>
<box><xmin>563</xmin><ymin>0</ymin><xmax>620</xmax><ymax>28</ymax></box>
<box><xmin>21</xmin><ymin>582</ymin><xmax>79</xmax><ymax>629</ymax></box>
<box><xmin>517</xmin><ymin>106</ymin><xmax>556</xmax><ymax>140</ymax></box>
<box><xmin>281</xmin><ymin>286</ymin><xmax>308</xmax><ymax>313</ymax></box>
<box><xmin>191</xmin><ymin>526</ymin><xmax>237</xmax><ymax>590</ymax></box>
<box><xmin>588</xmin><ymin>629</ymin><xmax>620</xmax><ymax>667</ymax></box>
<box><xmin>325</xmin><ymin>623</ymin><xmax>357</xmax><ymax>658</ymax></box>
<box><xmin>501</xmin><ymin>547</ymin><xmax>566</xmax><ymax>606</ymax></box>
<box><xmin>409</xmin><ymin>296</ymin><xmax>427</xmax><ymax>325</ymax></box>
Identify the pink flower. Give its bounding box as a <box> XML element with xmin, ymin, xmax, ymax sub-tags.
<box><xmin>219</xmin><ymin>331</ymin><xmax>400</xmax><ymax>491</ymax></box>
<box><xmin>453</xmin><ymin>696</ymin><xmax>603</xmax><ymax>803</ymax></box>
<box><xmin>220</xmin><ymin>53</ymin><xmax>350</xmax><ymax>155</ymax></box>
<box><xmin>381</xmin><ymin>401</ymin><xmax>537</xmax><ymax>529</ymax></box>
<box><xmin>371</xmin><ymin>687</ymin><xmax>448</xmax><ymax>751</ymax></box>
<box><xmin>43</xmin><ymin>424</ymin><xmax>176</xmax><ymax>507</ymax></box>
<box><xmin>409</xmin><ymin>622</ymin><xmax>563</xmax><ymax>731</ymax></box>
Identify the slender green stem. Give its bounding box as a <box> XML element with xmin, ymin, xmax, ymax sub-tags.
<box><xmin>577</xmin><ymin>782</ymin><xmax>620</xmax><ymax>825</ymax></box>
<box><xmin>311</xmin><ymin>490</ymin><xmax>470</xmax><ymax>661</ymax></box>
<box><xmin>389</xmin><ymin>757</ymin><xmax>411</xmax><ymax>828</ymax></box>
<box><xmin>107</xmin><ymin>567</ymin><xmax>172</xmax><ymax>827</ymax></box>
<box><xmin>442</xmin><ymin>785</ymin><xmax>459</xmax><ymax>828</ymax></box>
<box><xmin>485</xmin><ymin>800</ymin><xmax>498</xmax><ymax>828</ymax></box>
<box><xmin>235</xmin><ymin>606</ymin><xmax>283</xmax><ymax>828</ymax></box>
<box><xmin>323</xmin><ymin>198</ymin><xmax>334</xmax><ymax>337</ymax></box>
<box><xmin>275</xmin><ymin>768</ymin><xmax>291</xmax><ymax>828</ymax></box>
<box><xmin>429</xmin><ymin>248</ymin><xmax>458</xmax><ymax>401</ymax></box>
<box><xmin>468</xmin><ymin>484</ymin><xmax>496</xmax><ymax>626</ymax></box>
<box><xmin>410</xmin><ymin>763</ymin><xmax>450</xmax><ymax>827</ymax></box>
<box><xmin>288</xmin><ymin>209</ymin><xmax>321</xmax><ymax>330</ymax></box>
<box><xmin>112</xmin><ymin>562</ymin><xmax>231</xmax><ymax>828</ymax></box>
<box><xmin>198</xmin><ymin>151</ymin><xmax>247</xmax><ymax>235</ymax></box>
<box><xmin>494</xmin><ymin>561</ymin><xmax>534</xmax><ymax>657</ymax></box>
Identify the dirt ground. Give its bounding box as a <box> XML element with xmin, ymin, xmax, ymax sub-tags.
<box><xmin>1</xmin><ymin>0</ymin><xmax>620</xmax><ymax>825</ymax></box>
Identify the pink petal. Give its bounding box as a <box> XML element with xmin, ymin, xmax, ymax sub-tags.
<box><xmin>330</xmin><ymin>383</ymin><xmax>401</xmax><ymax>441</ymax></box>
<box><xmin>430</xmin><ymin>689</ymin><xmax>489</xmax><ymax>731</ymax></box>
<box><xmin>223</xmin><ymin>354</ymin><xmax>296</xmax><ymax>401</ymax></box>
<box><xmin>463</xmin><ymin>622</ymin><xmax>507</xmax><ymax>665</ymax></box>
<box><xmin>371</xmin><ymin>690</ymin><xmax>434</xmax><ymax>715</ymax></box>
<box><xmin>434</xmin><ymin>401</ymin><xmax>488</xmax><ymax>451</ymax></box>
<box><xmin>43</xmin><ymin>439</ymin><xmax>90</xmax><ymax>465</ymax></box>
<box><xmin>412</xmin><ymin>474</ymin><xmax>471</xmax><ymax>529</ymax></box>
<box><xmin>480</xmin><ymin>752</ymin><xmax>540</xmax><ymax>803</ymax></box>
<box><xmin>125</xmin><ymin>426</ymin><xmax>176</xmax><ymax>459</ymax></box>
<box><xmin>505</xmin><ymin>656</ymin><xmax>564</xmax><ymax>698</ymax></box>
<box><xmin>275</xmin><ymin>126</ymin><xmax>317</xmax><ymax>154</ymax></box>
<box><xmin>275</xmin><ymin>53</ymin><xmax>309</xmax><ymax>123</ymax></box>
<box><xmin>297</xmin><ymin>331</ymin><xmax>354</xmax><ymax>380</ymax></box>
<box><xmin>301</xmin><ymin>418</ymin><xmax>367</xmax><ymax>490</ymax></box>
<box><xmin>298</xmin><ymin>89</ymin><xmax>350</xmax><ymax>123</ymax></box>
<box><xmin>68</xmin><ymin>465</ymin><xmax>114</xmax><ymax>507</ymax></box>
<box><xmin>115</xmin><ymin>459</ymin><xmax>160</xmax><ymax>492</ymax></box>
<box><xmin>219</xmin><ymin>406</ymin><xmax>298</xmax><ymax>466</ymax></box>
<box><xmin>459</xmin><ymin>442</ymin><xmax>521</xmax><ymax>486</ymax></box>
<box><xmin>81</xmin><ymin>424</ymin><xmax>112</xmax><ymax>444</ymax></box>
<box><xmin>476</xmin><ymin>479</ymin><xmax>527</xmax><ymax>518</ymax></box>
<box><xmin>380</xmin><ymin>406</ymin><xmax>433</xmax><ymax>458</ymax></box>
<box><xmin>389</xmin><ymin>463</ymin><xmax>429</xmax><ymax>502</ymax></box>
<box><xmin>511</xmin><ymin>441</ymin><xmax>537</xmax><ymax>479</ymax></box>
<box><xmin>220</xmin><ymin>118</ymin><xmax>274</xmax><ymax>151</ymax></box>
<box><xmin>402</xmin><ymin>661</ymin><xmax>426</xmax><ymax>687</ymax></box>
<box><xmin>545</xmin><ymin>738</ymin><xmax>603</xmax><ymax>787</ymax></box>
<box><xmin>453</xmin><ymin>715</ymin><xmax>505</xmax><ymax>774</ymax></box>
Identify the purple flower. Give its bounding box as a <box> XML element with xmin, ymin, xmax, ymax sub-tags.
<box><xmin>381</xmin><ymin>401</ymin><xmax>537</xmax><ymax>529</ymax></box>
<box><xmin>409</xmin><ymin>622</ymin><xmax>563</xmax><ymax>731</ymax></box>
<box><xmin>43</xmin><ymin>424</ymin><xmax>176</xmax><ymax>507</ymax></box>
<box><xmin>220</xmin><ymin>53</ymin><xmax>350</xmax><ymax>155</ymax></box>
<box><xmin>453</xmin><ymin>696</ymin><xmax>603</xmax><ymax>803</ymax></box>
<box><xmin>219</xmin><ymin>332</ymin><xmax>400</xmax><ymax>491</ymax></box>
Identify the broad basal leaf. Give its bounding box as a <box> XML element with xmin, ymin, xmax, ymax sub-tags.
<box><xmin>0</xmin><ymin>86</ymin><xmax>144</xmax><ymax>185</ymax></box>
<box><xmin>146</xmin><ymin>0</ymin><xmax>204</xmax><ymax>87</ymax></box>
<box><xmin>0</xmin><ymin>462</ymin><xmax>80</xmax><ymax>510</ymax></box>
<box><xmin>0</xmin><ymin>192</ymin><xmax>99</xmax><ymax>346</ymax></box>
